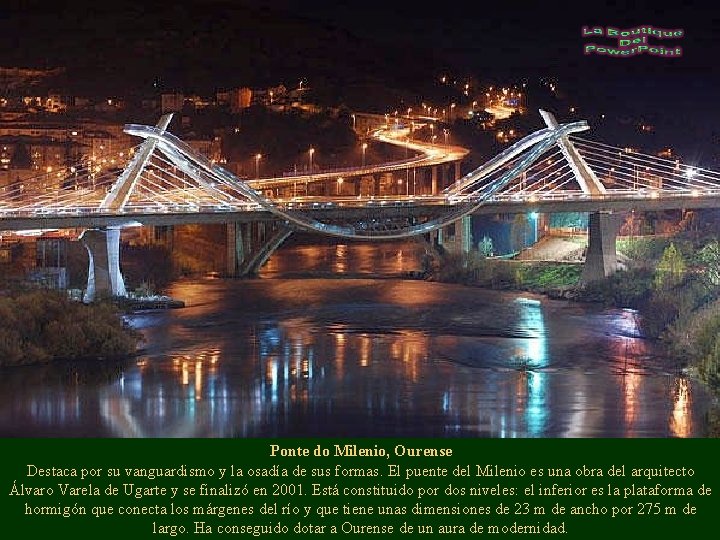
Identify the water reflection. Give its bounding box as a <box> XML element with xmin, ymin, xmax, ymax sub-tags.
<box><xmin>261</xmin><ymin>239</ymin><xmax>424</xmax><ymax>277</ymax></box>
<box><xmin>515</xmin><ymin>298</ymin><xmax>549</xmax><ymax>438</ymax></box>
<box><xmin>670</xmin><ymin>377</ymin><xmax>692</xmax><ymax>438</ymax></box>
<box><xmin>334</xmin><ymin>244</ymin><xmax>347</xmax><ymax>273</ymax></box>
<box><xmin>0</xmin><ymin>280</ymin><xmax>714</xmax><ymax>437</ymax></box>
<box><xmin>603</xmin><ymin>309</ymin><xmax>675</xmax><ymax>437</ymax></box>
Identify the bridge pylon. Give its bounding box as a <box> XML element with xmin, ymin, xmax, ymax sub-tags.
<box><xmin>540</xmin><ymin>110</ymin><xmax>622</xmax><ymax>281</ymax></box>
<box><xmin>539</xmin><ymin>109</ymin><xmax>606</xmax><ymax>195</ymax></box>
<box><xmin>101</xmin><ymin>114</ymin><xmax>174</xmax><ymax>212</ymax></box>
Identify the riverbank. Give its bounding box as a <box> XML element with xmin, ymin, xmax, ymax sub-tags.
<box><xmin>429</xmin><ymin>235</ymin><xmax>720</xmax><ymax>404</ymax></box>
<box><xmin>0</xmin><ymin>289</ymin><xmax>141</xmax><ymax>367</ymax></box>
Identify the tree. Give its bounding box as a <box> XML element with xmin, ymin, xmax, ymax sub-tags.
<box><xmin>698</xmin><ymin>240</ymin><xmax>720</xmax><ymax>286</ymax></box>
<box><xmin>479</xmin><ymin>235</ymin><xmax>494</xmax><ymax>257</ymax></box>
<box><xmin>654</xmin><ymin>242</ymin><xmax>686</xmax><ymax>289</ymax></box>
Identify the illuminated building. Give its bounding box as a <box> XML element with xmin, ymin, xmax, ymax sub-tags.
<box><xmin>229</xmin><ymin>87</ymin><xmax>252</xmax><ymax>113</ymax></box>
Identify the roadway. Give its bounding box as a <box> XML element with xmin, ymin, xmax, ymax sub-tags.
<box><xmin>243</xmin><ymin>119</ymin><xmax>468</xmax><ymax>190</ymax></box>
<box><xmin>2</xmin><ymin>191</ymin><xmax>719</xmax><ymax>232</ymax></box>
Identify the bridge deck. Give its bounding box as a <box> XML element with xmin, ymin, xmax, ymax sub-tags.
<box><xmin>2</xmin><ymin>193</ymin><xmax>718</xmax><ymax>232</ymax></box>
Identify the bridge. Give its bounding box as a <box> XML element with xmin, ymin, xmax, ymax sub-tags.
<box><xmin>2</xmin><ymin>110</ymin><xmax>719</xmax><ymax>300</ymax></box>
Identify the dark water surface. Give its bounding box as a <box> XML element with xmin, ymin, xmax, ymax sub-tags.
<box><xmin>0</xmin><ymin>242</ymin><xmax>715</xmax><ymax>437</ymax></box>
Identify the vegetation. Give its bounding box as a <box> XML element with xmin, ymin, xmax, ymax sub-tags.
<box><xmin>0</xmin><ymin>290</ymin><xmax>140</xmax><ymax>366</ymax></box>
<box><xmin>431</xmin><ymin>252</ymin><xmax>581</xmax><ymax>293</ymax></box>
<box><xmin>698</xmin><ymin>240</ymin><xmax>720</xmax><ymax>286</ymax></box>
<box><xmin>653</xmin><ymin>242</ymin><xmax>686</xmax><ymax>289</ymax></box>
<box><xmin>617</xmin><ymin>236</ymin><xmax>671</xmax><ymax>264</ymax></box>
<box><xmin>514</xmin><ymin>264</ymin><xmax>582</xmax><ymax>290</ymax></box>
<box><xmin>579</xmin><ymin>268</ymin><xmax>653</xmax><ymax>307</ymax></box>
<box><xmin>431</xmin><ymin>233</ymin><xmax>720</xmax><ymax>399</ymax></box>
<box><xmin>478</xmin><ymin>236</ymin><xmax>494</xmax><ymax>257</ymax></box>
<box><xmin>586</xmin><ymin>235</ymin><xmax>720</xmax><ymax>396</ymax></box>
<box><xmin>665</xmin><ymin>299</ymin><xmax>720</xmax><ymax>388</ymax></box>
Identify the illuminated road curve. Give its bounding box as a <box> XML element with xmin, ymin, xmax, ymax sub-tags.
<box><xmin>246</xmin><ymin>115</ymin><xmax>469</xmax><ymax>191</ymax></box>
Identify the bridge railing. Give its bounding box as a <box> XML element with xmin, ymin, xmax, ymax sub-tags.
<box><xmin>3</xmin><ymin>186</ymin><xmax>720</xmax><ymax>220</ymax></box>
<box><xmin>482</xmin><ymin>187</ymin><xmax>720</xmax><ymax>203</ymax></box>
<box><xmin>3</xmin><ymin>186</ymin><xmax>720</xmax><ymax>223</ymax></box>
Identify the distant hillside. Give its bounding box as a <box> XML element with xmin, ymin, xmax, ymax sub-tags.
<box><xmin>0</xmin><ymin>1</ymin><xmax>450</xmax><ymax>108</ymax></box>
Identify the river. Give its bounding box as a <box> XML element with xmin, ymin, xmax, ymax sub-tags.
<box><xmin>0</xmin><ymin>240</ymin><xmax>715</xmax><ymax>437</ymax></box>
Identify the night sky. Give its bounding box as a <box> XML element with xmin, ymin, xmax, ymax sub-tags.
<box><xmin>2</xmin><ymin>0</ymin><xmax>720</xmax><ymax>160</ymax></box>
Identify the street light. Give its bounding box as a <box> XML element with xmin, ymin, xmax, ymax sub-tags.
<box><xmin>255</xmin><ymin>153</ymin><xmax>262</xmax><ymax>178</ymax></box>
<box><xmin>308</xmin><ymin>147</ymin><xmax>315</xmax><ymax>172</ymax></box>
<box><xmin>337</xmin><ymin>177</ymin><xmax>343</xmax><ymax>195</ymax></box>
<box><xmin>361</xmin><ymin>142</ymin><xmax>368</xmax><ymax>167</ymax></box>
<box><xmin>443</xmin><ymin>129</ymin><xmax>449</xmax><ymax>145</ymax></box>
<box><xmin>352</xmin><ymin>114</ymin><xmax>356</xmax><ymax>130</ymax></box>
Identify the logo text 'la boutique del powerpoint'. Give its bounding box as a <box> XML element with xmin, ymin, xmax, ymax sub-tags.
<box><xmin>582</xmin><ymin>25</ymin><xmax>684</xmax><ymax>58</ymax></box>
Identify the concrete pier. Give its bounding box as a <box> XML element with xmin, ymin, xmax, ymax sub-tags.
<box><xmin>581</xmin><ymin>212</ymin><xmax>620</xmax><ymax>283</ymax></box>
<box><xmin>80</xmin><ymin>227</ymin><xmax>127</xmax><ymax>302</ymax></box>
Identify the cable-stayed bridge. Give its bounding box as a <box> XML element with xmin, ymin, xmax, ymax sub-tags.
<box><xmin>2</xmin><ymin>110</ymin><xmax>719</xmax><ymax>299</ymax></box>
